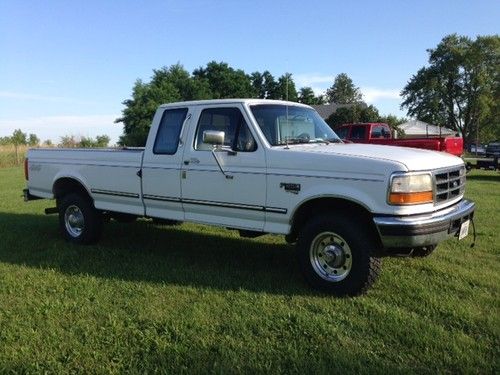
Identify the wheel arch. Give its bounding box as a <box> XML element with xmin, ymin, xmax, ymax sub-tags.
<box><xmin>53</xmin><ymin>176</ymin><xmax>93</xmax><ymax>203</ymax></box>
<box><xmin>287</xmin><ymin>196</ymin><xmax>381</xmax><ymax>247</ymax></box>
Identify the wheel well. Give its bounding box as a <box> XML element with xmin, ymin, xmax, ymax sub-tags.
<box><xmin>288</xmin><ymin>197</ymin><xmax>380</xmax><ymax>245</ymax></box>
<box><xmin>53</xmin><ymin>178</ymin><xmax>92</xmax><ymax>203</ymax></box>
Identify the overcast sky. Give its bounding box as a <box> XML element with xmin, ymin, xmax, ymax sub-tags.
<box><xmin>1</xmin><ymin>0</ymin><xmax>498</xmax><ymax>144</ymax></box>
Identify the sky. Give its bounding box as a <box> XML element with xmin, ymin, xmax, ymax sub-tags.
<box><xmin>1</xmin><ymin>0</ymin><xmax>499</xmax><ymax>144</ymax></box>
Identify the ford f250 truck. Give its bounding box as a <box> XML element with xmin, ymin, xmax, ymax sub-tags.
<box><xmin>335</xmin><ymin>122</ymin><xmax>463</xmax><ymax>156</ymax></box>
<box><xmin>24</xmin><ymin>99</ymin><xmax>475</xmax><ymax>296</ymax></box>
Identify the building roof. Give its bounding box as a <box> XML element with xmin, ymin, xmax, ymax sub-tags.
<box><xmin>311</xmin><ymin>103</ymin><xmax>363</xmax><ymax>119</ymax></box>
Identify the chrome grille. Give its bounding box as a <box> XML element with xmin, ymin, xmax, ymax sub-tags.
<box><xmin>433</xmin><ymin>166</ymin><xmax>466</xmax><ymax>205</ymax></box>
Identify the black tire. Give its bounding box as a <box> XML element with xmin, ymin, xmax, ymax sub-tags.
<box><xmin>58</xmin><ymin>193</ymin><xmax>102</xmax><ymax>244</ymax></box>
<box><xmin>297</xmin><ymin>214</ymin><xmax>381</xmax><ymax>296</ymax></box>
<box><xmin>411</xmin><ymin>245</ymin><xmax>436</xmax><ymax>257</ymax></box>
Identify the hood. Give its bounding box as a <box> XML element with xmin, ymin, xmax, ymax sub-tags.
<box><xmin>280</xmin><ymin>143</ymin><xmax>463</xmax><ymax>171</ymax></box>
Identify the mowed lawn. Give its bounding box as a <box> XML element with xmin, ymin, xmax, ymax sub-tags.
<box><xmin>0</xmin><ymin>166</ymin><xmax>498</xmax><ymax>373</ymax></box>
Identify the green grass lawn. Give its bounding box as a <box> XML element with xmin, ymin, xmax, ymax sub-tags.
<box><xmin>0</xmin><ymin>167</ymin><xmax>499</xmax><ymax>373</ymax></box>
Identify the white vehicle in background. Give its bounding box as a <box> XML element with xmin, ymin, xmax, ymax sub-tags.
<box><xmin>24</xmin><ymin>99</ymin><xmax>475</xmax><ymax>296</ymax></box>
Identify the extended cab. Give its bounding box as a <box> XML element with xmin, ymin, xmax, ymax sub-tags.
<box><xmin>335</xmin><ymin>122</ymin><xmax>463</xmax><ymax>156</ymax></box>
<box><xmin>24</xmin><ymin>100</ymin><xmax>475</xmax><ymax>296</ymax></box>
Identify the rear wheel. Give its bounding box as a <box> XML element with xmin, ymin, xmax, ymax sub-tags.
<box><xmin>58</xmin><ymin>193</ymin><xmax>102</xmax><ymax>244</ymax></box>
<box><xmin>297</xmin><ymin>214</ymin><xmax>381</xmax><ymax>296</ymax></box>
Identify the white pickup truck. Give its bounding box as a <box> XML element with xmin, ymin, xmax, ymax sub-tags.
<box><xmin>24</xmin><ymin>99</ymin><xmax>475</xmax><ymax>296</ymax></box>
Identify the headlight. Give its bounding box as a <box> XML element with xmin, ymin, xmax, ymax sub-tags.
<box><xmin>389</xmin><ymin>173</ymin><xmax>433</xmax><ymax>205</ymax></box>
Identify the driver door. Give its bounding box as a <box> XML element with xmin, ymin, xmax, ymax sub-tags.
<box><xmin>181</xmin><ymin>105</ymin><xmax>266</xmax><ymax>230</ymax></box>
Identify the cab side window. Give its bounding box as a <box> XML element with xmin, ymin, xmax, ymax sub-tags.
<box><xmin>370</xmin><ymin>125</ymin><xmax>390</xmax><ymax>138</ymax></box>
<box><xmin>153</xmin><ymin>108</ymin><xmax>188</xmax><ymax>154</ymax></box>
<box><xmin>335</xmin><ymin>127</ymin><xmax>349</xmax><ymax>139</ymax></box>
<box><xmin>194</xmin><ymin>108</ymin><xmax>257</xmax><ymax>152</ymax></box>
<box><xmin>350</xmin><ymin>125</ymin><xmax>366</xmax><ymax>140</ymax></box>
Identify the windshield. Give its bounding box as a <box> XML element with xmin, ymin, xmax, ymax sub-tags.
<box><xmin>250</xmin><ymin>104</ymin><xmax>341</xmax><ymax>146</ymax></box>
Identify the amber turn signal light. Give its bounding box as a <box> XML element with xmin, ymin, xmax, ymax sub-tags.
<box><xmin>389</xmin><ymin>191</ymin><xmax>433</xmax><ymax>205</ymax></box>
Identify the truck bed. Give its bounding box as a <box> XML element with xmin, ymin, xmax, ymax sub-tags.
<box><xmin>27</xmin><ymin>148</ymin><xmax>145</xmax><ymax>215</ymax></box>
<box><xmin>369</xmin><ymin>137</ymin><xmax>463</xmax><ymax>156</ymax></box>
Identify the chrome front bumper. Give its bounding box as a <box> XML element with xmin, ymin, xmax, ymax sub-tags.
<box><xmin>373</xmin><ymin>199</ymin><xmax>475</xmax><ymax>249</ymax></box>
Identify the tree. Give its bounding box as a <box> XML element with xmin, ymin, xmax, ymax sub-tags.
<box><xmin>275</xmin><ymin>73</ymin><xmax>298</xmax><ymax>101</ymax></box>
<box><xmin>261</xmin><ymin>71</ymin><xmax>278</xmax><ymax>99</ymax></box>
<box><xmin>43</xmin><ymin>139</ymin><xmax>53</xmax><ymax>147</ymax></box>
<box><xmin>78</xmin><ymin>136</ymin><xmax>96</xmax><ymax>148</ymax></box>
<box><xmin>326</xmin><ymin>104</ymin><xmax>405</xmax><ymax>134</ymax></box>
<box><xmin>326</xmin><ymin>73</ymin><xmax>363</xmax><ymax>104</ymax></box>
<box><xmin>299</xmin><ymin>87</ymin><xmax>316</xmax><ymax>104</ymax></box>
<box><xmin>192</xmin><ymin>61</ymin><xmax>254</xmax><ymax>99</ymax></box>
<box><xmin>401</xmin><ymin>34</ymin><xmax>500</xmax><ymax>144</ymax></box>
<box><xmin>326</xmin><ymin>104</ymin><xmax>376</xmax><ymax>127</ymax></box>
<box><xmin>250</xmin><ymin>70</ymin><xmax>278</xmax><ymax>99</ymax></box>
<box><xmin>95</xmin><ymin>135</ymin><xmax>110</xmax><ymax>147</ymax></box>
<box><xmin>59</xmin><ymin>135</ymin><xmax>78</xmax><ymax>148</ymax></box>
<box><xmin>11</xmin><ymin>129</ymin><xmax>27</xmax><ymax>163</ymax></box>
<box><xmin>28</xmin><ymin>134</ymin><xmax>40</xmax><ymax>146</ymax></box>
<box><xmin>116</xmin><ymin>63</ymin><xmax>213</xmax><ymax>146</ymax></box>
<box><xmin>378</xmin><ymin>114</ymin><xmax>407</xmax><ymax>129</ymax></box>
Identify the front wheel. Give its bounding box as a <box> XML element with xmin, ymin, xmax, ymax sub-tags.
<box><xmin>297</xmin><ymin>214</ymin><xmax>381</xmax><ymax>296</ymax></box>
<box><xmin>58</xmin><ymin>193</ymin><xmax>102</xmax><ymax>244</ymax></box>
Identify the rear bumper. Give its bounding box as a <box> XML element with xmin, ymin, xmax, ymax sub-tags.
<box><xmin>373</xmin><ymin>199</ymin><xmax>475</xmax><ymax>249</ymax></box>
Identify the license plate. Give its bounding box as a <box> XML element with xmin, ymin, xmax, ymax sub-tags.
<box><xmin>459</xmin><ymin>220</ymin><xmax>470</xmax><ymax>240</ymax></box>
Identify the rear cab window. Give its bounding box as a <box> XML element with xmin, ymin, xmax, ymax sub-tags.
<box><xmin>153</xmin><ymin>108</ymin><xmax>188</xmax><ymax>154</ymax></box>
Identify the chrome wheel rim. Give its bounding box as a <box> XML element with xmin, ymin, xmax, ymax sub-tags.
<box><xmin>309</xmin><ymin>231</ymin><xmax>352</xmax><ymax>282</ymax></box>
<box><xmin>64</xmin><ymin>205</ymin><xmax>84</xmax><ymax>238</ymax></box>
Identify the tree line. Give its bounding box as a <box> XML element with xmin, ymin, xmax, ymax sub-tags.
<box><xmin>117</xmin><ymin>34</ymin><xmax>498</xmax><ymax>146</ymax></box>
<box><xmin>116</xmin><ymin>63</ymin><xmax>406</xmax><ymax>146</ymax></box>
<box><xmin>401</xmin><ymin>34</ymin><xmax>499</xmax><ymax>145</ymax></box>
<box><xmin>0</xmin><ymin>129</ymin><xmax>111</xmax><ymax>148</ymax></box>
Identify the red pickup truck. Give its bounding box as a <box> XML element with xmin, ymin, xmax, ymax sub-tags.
<box><xmin>335</xmin><ymin>123</ymin><xmax>463</xmax><ymax>156</ymax></box>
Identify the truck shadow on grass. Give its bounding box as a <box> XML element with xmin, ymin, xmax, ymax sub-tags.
<box><xmin>0</xmin><ymin>212</ymin><xmax>312</xmax><ymax>296</ymax></box>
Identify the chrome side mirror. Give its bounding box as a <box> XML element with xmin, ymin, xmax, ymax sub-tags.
<box><xmin>203</xmin><ymin>131</ymin><xmax>225</xmax><ymax>147</ymax></box>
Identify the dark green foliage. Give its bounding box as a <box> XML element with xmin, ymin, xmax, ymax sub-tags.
<box><xmin>116</xmin><ymin>64</ymin><xmax>212</xmax><ymax>146</ymax></box>
<box><xmin>327</xmin><ymin>105</ymin><xmax>406</xmax><ymax>134</ymax></box>
<box><xmin>192</xmin><ymin>61</ymin><xmax>254</xmax><ymax>99</ymax></box>
<box><xmin>117</xmin><ymin>63</ymin><xmax>395</xmax><ymax>146</ymax></box>
<box><xmin>28</xmin><ymin>134</ymin><xmax>40</xmax><ymax>147</ymax></box>
<box><xmin>59</xmin><ymin>135</ymin><xmax>111</xmax><ymax>148</ymax></box>
<box><xmin>11</xmin><ymin>129</ymin><xmax>27</xmax><ymax>146</ymax></box>
<box><xmin>275</xmin><ymin>73</ymin><xmax>298</xmax><ymax>101</ymax></box>
<box><xmin>326</xmin><ymin>104</ymin><xmax>378</xmax><ymax>127</ymax></box>
<box><xmin>401</xmin><ymin>34</ymin><xmax>500</xmax><ymax>144</ymax></box>
<box><xmin>326</xmin><ymin>73</ymin><xmax>363</xmax><ymax>104</ymax></box>
<box><xmin>78</xmin><ymin>135</ymin><xmax>110</xmax><ymax>148</ymax></box>
<box><xmin>298</xmin><ymin>87</ymin><xmax>325</xmax><ymax>105</ymax></box>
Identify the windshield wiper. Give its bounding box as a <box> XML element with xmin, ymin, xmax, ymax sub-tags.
<box><xmin>275</xmin><ymin>138</ymin><xmax>311</xmax><ymax>146</ymax></box>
